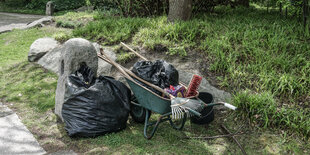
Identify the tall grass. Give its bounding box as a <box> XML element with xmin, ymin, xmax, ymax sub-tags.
<box><xmin>233</xmin><ymin>90</ymin><xmax>310</xmax><ymax>138</ymax></box>
<box><xmin>73</xmin><ymin>16</ymin><xmax>149</xmax><ymax>45</ymax></box>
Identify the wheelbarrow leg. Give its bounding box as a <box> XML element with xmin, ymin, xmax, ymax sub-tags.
<box><xmin>144</xmin><ymin>110</ymin><xmax>161</xmax><ymax>139</ymax></box>
<box><xmin>168</xmin><ymin>115</ymin><xmax>186</xmax><ymax>130</ymax></box>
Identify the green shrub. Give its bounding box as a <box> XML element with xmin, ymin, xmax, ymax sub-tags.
<box><xmin>25</xmin><ymin>0</ymin><xmax>48</xmax><ymax>10</ymax></box>
<box><xmin>25</xmin><ymin>0</ymin><xmax>85</xmax><ymax>11</ymax></box>
<box><xmin>56</xmin><ymin>20</ymin><xmax>83</xmax><ymax>29</ymax></box>
<box><xmin>3</xmin><ymin>0</ymin><xmax>28</xmax><ymax>7</ymax></box>
<box><xmin>53</xmin><ymin>0</ymin><xmax>85</xmax><ymax>11</ymax></box>
<box><xmin>53</xmin><ymin>32</ymin><xmax>72</xmax><ymax>43</ymax></box>
<box><xmin>91</xmin><ymin>0</ymin><xmax>169</xmax><ymax>17</ymax></box>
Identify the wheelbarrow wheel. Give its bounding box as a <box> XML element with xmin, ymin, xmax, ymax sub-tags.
<box><xmin>130</xmin><ymin>95</ymin><xmax>151</xmax><ymax>123</ymax></box>
<box><xmin>169</xmin><ymin>115</ymin><xmax>187</xmax><ymax>130</ymax></box>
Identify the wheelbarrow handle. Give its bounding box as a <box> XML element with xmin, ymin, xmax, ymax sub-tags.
<box><xmin>185</xmin><ymin>107</ymin><xmax>202</xmax><ymax>117</ymax></box>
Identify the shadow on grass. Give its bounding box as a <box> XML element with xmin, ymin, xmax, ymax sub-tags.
<box><xmin>0</xmin><ymin>62</ymin><xmax>57</xmax><ymax>112</ymax></box>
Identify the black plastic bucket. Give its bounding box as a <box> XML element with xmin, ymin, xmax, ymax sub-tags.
<box><xmin>190</xmin><ymin>92</ymin><xmax>214</xmax><ymax>125</ymax></box>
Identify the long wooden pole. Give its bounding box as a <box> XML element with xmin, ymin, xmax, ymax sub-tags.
<box><xmin>120</xmin><ymin>42</ymin><xmax>148</xmax><ymax>61</ymax></box>
<box><xmin>303</xmin><ymin>0</ymin><xmax>308</xmax><ymax>30</ymax></box>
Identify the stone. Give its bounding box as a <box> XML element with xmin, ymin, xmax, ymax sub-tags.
<box><xmin>55</xmin><ymin>38</ymin><xmax>98</xmax><ymax>121</ymax></box>
<box><xmin>0</xmin><ymin>102</ymin><xmax>13</xmax><ymax>118</ymax></box>
<box><xmin>46</xmin><ymin>1</ymin><xmax>55</xmax><ymax>16</ymax></box>
<box><xmin>76</xmin><ymin>6</ymin><xmax>94</xmax><ymax>12</ymax></box>
<box><xmin>179</xmin><ymin>72</ymin><xmax>231</xmax><ymax>103</ymax></box>
<box><xmin>93</xmin><ymin>43</ymin><xmax>116</xmax><ymax>76</ymax></box>
<box><xmin>48</xmin><ymin>150</ymin><xmax>77</xmax><ymax>155</ymax></box>
<box><xmin>23</xmin><ymin>16</ymin><xmax>53</xmax><ymax>29</ymax></box>
<box><xmin>85</xmin><ymin>147</ymin><xmax>109</xmax><ymax>154</ymax></box>
<box><xmin>28</xmin><ymin>37</ymin><xmax>59</xmax><ymax>62</ymax></box>
<box><xmin>37</xmin><ymin>45</ymin><xmax>63</xmax><ymax>75</ymax></box>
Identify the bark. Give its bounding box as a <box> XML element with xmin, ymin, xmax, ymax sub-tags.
<box><xmin>168</xmin><ymin>0</ymin><xmax>192</xmax><ymax>22</ymax></box>
<box><xmin>237</xmin><ymin>0</ymin><xmax>249</xmax><ymax>7</ymax></box>
<box><xmin>303</xmin><ymin>0</ymin><xmax>308</xmax><ymax>30</ymax></box>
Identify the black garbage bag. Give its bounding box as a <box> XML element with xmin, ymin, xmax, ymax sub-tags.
<box><xmin>132</xmin><ymin>60</ymin><xmax>179</xmax><ymax>89</ymax></box>
<box><xmin>62</xmin><ymin>64</ymin><xmax>131</xmax><ymax>137</ymax></box>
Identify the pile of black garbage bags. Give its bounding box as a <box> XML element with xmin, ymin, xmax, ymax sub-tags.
<box><xmin>132</xmin><ymin>60</ymin><xmax>179</xmax><ymax>95</ymax></box>
<box><xmin>62</xmin><ymin>60</ymin><xmax>179</xmax><ymax>137</ymax></box>
<box><xmin>62</xmin><ymin>64</ymin><xmax>131</xmax><ymax>137</ymax></box>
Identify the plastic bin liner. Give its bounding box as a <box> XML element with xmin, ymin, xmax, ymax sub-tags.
<box><xmin>132</xmin><ymin>60</ymin><xmax>179</xmax><ymax>89</ymax></box>
<box><xmin>62</xmin><ymin>64</ymin><xmax>131</xmax><ymax>137</ymax></box>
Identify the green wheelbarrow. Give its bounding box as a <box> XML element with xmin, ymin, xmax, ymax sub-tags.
<box><xmin>126</xmin><ymin>78</ymin><xmax>199</xmax><ymax>139</ymax></box>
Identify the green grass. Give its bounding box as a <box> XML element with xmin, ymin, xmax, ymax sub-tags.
<box><xmin>0</xmin><ymin>27</ymin><xmax>64</xmax><ymax>69</ymax></box>
<box><xmin>52</xmin><ymin>31</ymin><xmax>73</xmax><ymax>43</ymax></box>
<box><xmin>0</xmin><ymin>62</ymin><xmax>57</xmax><ymax>111</ymax></box>
<box><xmin>0</xmin><ymin>27</ymin><xmax>69</xmax><ymax>111</ymax></box>
<box><xmin>233</xmin><ymin>90</ymin><xmax>310</xmax><ymax>138</ymax></box>
<box><xmin>73</xmin><ymin>16</ymin><xmax>149</xmax><ymax>45</ymax></box>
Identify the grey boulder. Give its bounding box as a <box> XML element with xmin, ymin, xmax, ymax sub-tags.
<box><xmin>37</xmin><ymin>45</ymin><xmax>63</xmax><ymax>75</ymax></box>
<box><xmin>55</xmin><ymin>38</ymin><xmax>98</xmax><ymax>121</ymax></box>
<box><xmin>28</xmin><ymin>37</ymin><xmax>59</xmax><ymax>62</ymax></box>
<box><xmin>93</xmin><ymin>43</ymin><xmax>116</xmax><ymax>76</ymax></box>
<box><xmin>23</xmin><ymin>16</ymin><xmax>53</xmax><ymax>29</ymax></box>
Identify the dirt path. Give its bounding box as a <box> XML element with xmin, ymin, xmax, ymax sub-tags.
<box><xmin>0</xmin><ymin>102</ymin><xmax>46</xmax><ymax>155</ymax></box>
<box><xmin>0</xmin><ymin>12</ymin><xmax>46</xmax><ymax>33</ymax></box>
<box><xmin>0</xmin><ymin>12</ymin><xmax>44</xmax><ymax>26</ymax></box>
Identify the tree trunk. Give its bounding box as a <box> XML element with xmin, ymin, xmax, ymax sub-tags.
<box><xmin>279</xmin><ymin>3</ymin><xmax>282</xmax><ymax>16</ymax></box>
<box><xmin>168</xmin><ymin>0</ymin><xmax>192</xmax><ymax>22</ymax></box>
<box><xmin>303</xmin><ymin>0</ymin><xmax>308</xmax><ymax>30</ymax></box>
<box><xmin>237</xmin><ymin>0</ymin><xmax>249</xmax><ymax>7</ymax></box>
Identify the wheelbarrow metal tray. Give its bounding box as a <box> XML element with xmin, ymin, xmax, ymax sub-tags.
<box><xmin>126</xmin><ymin>78</ymin><xmax>199</xmax><ymax>114</ymax></box>
<box><xmin>126</xmin><ymin>78</ymin><xmax>171</xmax><ymax>114</ymax></box>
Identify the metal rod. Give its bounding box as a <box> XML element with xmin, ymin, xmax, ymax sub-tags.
<box><xmin>221</xmin><ymin>125</ymin><xmax>247</xmax><ymax>155</ymax></box>
<box><xmin>187</xmin><ymin>133</ymin><xmax>244</xmax><ymax>139</ymax></box>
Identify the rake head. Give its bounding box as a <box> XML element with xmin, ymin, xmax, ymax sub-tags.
<box><xmin>171</xmin><ymin>98</ymin><xmax>204</xmax><ymax>119</ymax></box>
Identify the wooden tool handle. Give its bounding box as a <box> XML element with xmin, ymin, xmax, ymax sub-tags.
<box><xmin>100</xmin><ymin>49</ymin><xmax>134</xmax><ymax>81</ymax></box>
<box><xmin>120</xmin><ymin>42</ymin><xmax>148</xmax><ymax>61</ymax></box>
